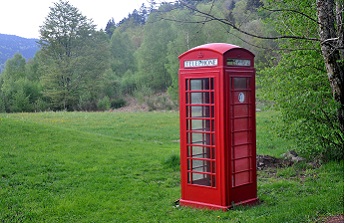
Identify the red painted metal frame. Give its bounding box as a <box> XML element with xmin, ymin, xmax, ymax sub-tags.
<box><xmin>178</xmin><ymin>43</ymin><xmax>258</xmax><ymax>210</ymax></box>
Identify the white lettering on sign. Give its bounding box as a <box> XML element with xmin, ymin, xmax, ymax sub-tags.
<box><xmin>184</xmin><ymin>59</ymin><xmax>218</xmax><ymax>68</ymax></box>
<box><xmin>227</xmin><ymin>58</ymin><xmax>251</xmax><ymax>66</ymax></box>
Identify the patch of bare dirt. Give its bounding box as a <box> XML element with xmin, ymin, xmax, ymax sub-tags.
<box><xmin>319</xmin><ymin>214</ymin><xmax>344</xmax><ymax>223</ymax></box>
<box><xmin>256</xmin><ymin>154</ymin><xmax>293</xmax><ymax>170</ymax></box>
<box><xmin>256</xmin><ymin>150</ymin><xmax>307</xmax><ymax>170</ymax></box>
<box><xmin>111</xmin><ymin>97</ymin><xmax>149</xmax><ymax>112</ymax></box>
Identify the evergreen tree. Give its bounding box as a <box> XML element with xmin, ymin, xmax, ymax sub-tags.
<box><xmin>105</xmin><ymin>18</ymin><xmax>116</xmax><ymax>38</ymax></box>
<box><xmin>138</xmin><ymin>3</ymin><xmax>148</xmax><ymax>24</ymax></box>
<box><xmin>246</xmin><ymin>0</ymin><xmax>263</xmax><ymax>12</ymax></box>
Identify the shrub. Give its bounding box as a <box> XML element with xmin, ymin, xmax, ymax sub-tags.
<box><xmin>97</xmin><ymin>96</ymin><xmax>111</xmax><ymax>111</ymax></box>
<box><xmin>258</xmin><ymin>50</ymin><xmax>344</xmax><ymax>162</ymax></box>
<box><xmin>111</xmin><ymin>98</ymin><xmax>126</xmax><ymax>109</ymax></box>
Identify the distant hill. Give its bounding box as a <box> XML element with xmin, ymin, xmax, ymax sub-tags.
<box><xmin>0</xmin><ymin>34</ymin><xmax>40</xmax><ymax>72</ymax></box>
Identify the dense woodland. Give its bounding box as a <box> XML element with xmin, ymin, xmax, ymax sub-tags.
<box><xmin>0</xmin><ymin>0</ymin><xmax>343</xmax><ymax>161</ymax></box>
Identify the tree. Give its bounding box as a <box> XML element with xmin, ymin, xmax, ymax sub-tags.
<box><xmin>177</xmin><ymin>0</ymin><xmax>343</xmax><ymax>127</ymax></box>
<box><xmin>164</xmin><ymin>0</ymin><xmax>344</xmax><ymax>160</ymax></box>
<box><xmin>316</xmin><ymin>0</ymin><xmax>344</xmax><ymax>130</ymax></box>
<box><xmin>135</xmin><ymin>5</ymin><xmax>177</xmax><ymax>92</ymax></box>
<box><xmin>0</xmin><ymin>54</ymin><xmax>43</xmax><ymax>112</ymax></box>
<box><xmin>110</xmin><ymin>29</ymin><xmax>137</xmax><ymax>76</ymax></box>
<box><xmin>139</xmin><ymin>3</ymin><xmax>148</xmax><ymax>24</ymax></box>
<box><xmin>105</xmin><ymin>18</ymin><xmax>116</xmax><ymax>37</ymax></box>
<box><xmin>246</xmin><ymin>0</ymin><xmax>263</xmax><ymax>12</ymax></box>
<box><xmin>161</xmin><ymin>0</ymin><xmax>278</xmax><ymax>98</ymax></box>
<box><xmin>74</xmin><ymin>31</ymin><xmax>111</xmax><ymax>110</ymax></box>
<box><xmin>259</xmin><ymin>0</ymin><xmax>344</xmax><ymax>160</ymax></box>
<box><xmin>38</xmin><ymin>0</ymin><xmax>110</xmax><ymax>111</ymax></box>
<box><xmin>0</xmin><ymin>54</ymin><xmax>27</xmax><ymax>112</ymax></box>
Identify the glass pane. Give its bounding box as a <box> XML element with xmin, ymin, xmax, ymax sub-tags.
<box><xmin>191</xmin><ymin>79</ymin><xmax>210</xmax><ymax>90</ymax></box>
<box><xmin>191</xmin><ymin>146</ymin><xmax>203</xmax><ymax>158</ymax></box>
<box><xmin>191</xmin><ymin>120</ymin><xmax>202</xmax><ymax>130</ymax></box>
<box><xmin>191</xmin><ymin>79</ymin><xmax>202</xmax><ymax>90</ymax></box>
<box><xmin>191</xmin><ymin>93</ymin><xmax>202</xmax><ymax>104</ymax></box>
<box><xmin>234</xmin><ymin>78</ymin><xmax>247</xmax><ymax>89</ymax></box>
<box><xmin>192</xmin><ymin>133</ymin><xmax>206</xmax><ymax>144</ymax></box>
<box><xmin>191</xmin><ymin>92</ymin><xmax>210</xmax><ymax>104</ymax></box>
<box><xmin>188</xmin><ymin>133</ymin><xmax>212</xmax><ymax>145</ymax></box>
<box><xmin>191</xmin><ymin>106</ymin><xmax>210</xmax><ymax>117</ymax></box>
<box><xmin>193</xmin><ymin>160</ymin><xmax>210</xmax><ymax>172</ymax></box>
<box><xmin>191</xmin><ymin>173</ymin><xmax>214</xmax><ymax>186</ymax></box>
<box><xmin>191</xmin><ymin>146</ymin><xmax>210</xmax><ymax>158</ymax></box>
<box><xmin>191</xmin><ymin>119</ymin><xmax>210</xmax><ymax>131</ymax></box>
<box><xmin>192</xmin><ymin>173</ymin><xmax>207</xmax><ymax>182</ymax></box>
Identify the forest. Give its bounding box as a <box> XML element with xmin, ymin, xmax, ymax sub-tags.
<box><xmin>0</xmin><ymin>0</ymin><xmax>343</xmax><ymax>161</ymax></box>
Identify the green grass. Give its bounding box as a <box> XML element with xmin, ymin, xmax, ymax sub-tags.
<box><xmin>256</xmin><ymin>111</ymin><xmax>295</xmax><ymax>157</ymax></box>
<box><xmin>0</xmin><ymin>111</ymin><xmax>343</xmax><ymax>222</ymax></box>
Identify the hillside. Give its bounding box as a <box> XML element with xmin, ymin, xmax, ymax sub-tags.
<box><xmin>0</xmin><ymin>34</ymin><xmax>39</xmax><ymax>72</ymax></box>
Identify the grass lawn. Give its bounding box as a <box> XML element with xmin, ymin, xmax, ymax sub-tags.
<box><xmin>0</xmin><ymin>111</ymin><xmax>343</xmax><ymax>222</ymax></box>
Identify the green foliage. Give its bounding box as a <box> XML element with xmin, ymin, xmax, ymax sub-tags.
<box><xmin>97</xmin><ymin>96</ymin><xmax>111</xmax><ymax>110</ymax></box>
<box><xmin>256</xmin><ymin>111</ymin><xmax>295</xmax><ymax>157</ymax></box>
<box><xmin>0</xmin><ymin>93</ymin><xmax>5</xmax><ymax>112</ymax></box>
<box><xmin>1</xmin><ymin>54</ymin><xmax>26</xmax><ymax>98</ymax></box>
<box><xmin>120</xmin><ymin>70</ymin><xmax>137</xmax><ymax>95</ymax></box>
<box><xmin>38</xmin><ymin>0</ymin><xmax>110</xmax><ymax>111</ymax></box>
<box><xmin>259</xmin><ymin>50</ymin><xmax>343</xmax><ymax>161</ymax></box>
<box><xmin>110</xmin><ymin>29</ymin><xmax>137</xmax><ymax>76</ymax></box>
<box><xmin>110</xmin><ymin>98</ymin><xmax>126</xmax><ymax>109</ymax></box>
<box><xmin>105</xmin><ymin>18</ymin><xmax>116</xmax><ymax>37</ymax></box>
<box><xmin>100</xmin><ymin>69</ymin><xmax>121</xmax><ymax>98</ymax></box>
<box><xmin>0</xmin><ymin>54</ymin><xmax>43</xmax><ymax>112</ymax></box>
<box><xmin>74</xmin><ymin>31</ymin><xmax>111</xmax><ymax>110</ymax></box>
<box><xmin>258</xmin><ymin>0</ymin><xmax>343</xmax><ymax>161</ymax></box>
<box><xmin>135</xmin><ymin>10</ymin><xmax>175</xmax><ymax>93</ymax></box>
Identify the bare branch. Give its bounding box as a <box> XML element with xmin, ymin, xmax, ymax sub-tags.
<box><xmin>321</xmin><ymin>37</ymin><xmax>343</xmax><ymax>49</ymax></box>
<box><xmin>261</xmin><ymin>7</ymin><xmax>320</xmax><ymax>25</ymax></box>
<box><xmin>177</xmin><ymin>1</ymin><xmax>320</xmax><ymax>42</ymax></box>
<box><xmin>221</xmin><ymin>25</ymin><xmax>319</xmax><ymax>52</ymax></box>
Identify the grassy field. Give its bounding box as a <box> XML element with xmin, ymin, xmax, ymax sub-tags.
<box><xmin>0</xmin><ymin>111</ymin><xmax>343</xmax><ymax>222</ymax></box>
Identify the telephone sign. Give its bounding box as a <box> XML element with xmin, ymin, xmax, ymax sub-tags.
<box><xmin>184</xmin><ymin>59</ymin><xmax>218</xmax><ymax>68</ymax></box>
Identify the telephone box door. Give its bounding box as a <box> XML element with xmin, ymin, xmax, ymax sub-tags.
<box><xmin>227</xmin><ymin>71</ymin><xmax>257</xmax><ymax>203</ymax></box>
<box><xmin>180</xmin><ymin>73</ymin><xmax>223</xmax><ymax>208</ymax></box>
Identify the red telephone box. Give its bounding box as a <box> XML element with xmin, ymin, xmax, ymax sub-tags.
<box><xmin>178</xmin><ymin>43</ymin><xmax>258</xmax><ymax>210</ymax></box>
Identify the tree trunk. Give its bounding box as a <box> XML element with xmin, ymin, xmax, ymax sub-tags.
<box><xmin>317</xmin><ymin>0</ymin><xmax>344</xmax><ymax>131</ymax></box>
